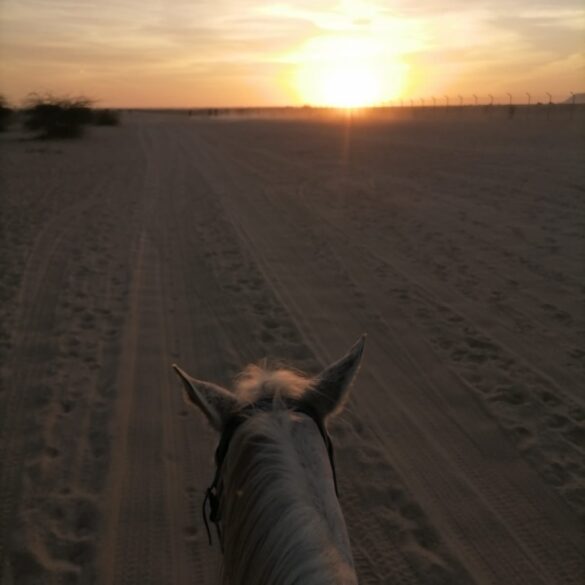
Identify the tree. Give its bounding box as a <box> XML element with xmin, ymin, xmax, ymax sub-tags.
<box><xmin>0</xmin><ymin>95</ymin><xmax>13</xmax><ymax>132</ymax></box>
<box><xmin>23</xmin><ymin>93</ymin><xmax>94</xmax><ymax>139</ymax></box>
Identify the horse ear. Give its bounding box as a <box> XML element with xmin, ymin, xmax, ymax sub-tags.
<box><xmin>307</xmin><ymin>335</ymin><xmax>366</xmax><ymax>420</ymax></box>
<box><xmin>172</xmin><ymin>364</ymin><xmax>240</xmax><ymax>431</ymax></box>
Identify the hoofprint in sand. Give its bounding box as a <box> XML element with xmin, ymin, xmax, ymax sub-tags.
<box><xmin>0</xmin><ymin>107</ymin><xmax>583</xmax><ymax>585</ymax></box>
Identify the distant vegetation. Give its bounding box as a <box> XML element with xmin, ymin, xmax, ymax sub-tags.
<box><xmin>0</xmin><ymin>95</ymin><xmax>13</xmax><ymax>132</ymax></box>
<box><xmin>23</xmin><ymin>94</ymin><xmax>94</xmax><ymax>139</ymax></box>
<box><xmin>17</xmin><ymin>93</ymin><xmax>121</xmax><ymax>139</ymax></box>
<box><xmin>92</xmin><ymin>108</ymin><xmax>120</xmax><ymax>126</ymax></box>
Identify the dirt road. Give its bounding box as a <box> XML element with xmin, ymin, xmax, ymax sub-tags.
<box><xmin>1</xmin><ymin>110</ymin><xmax>583</xmax><ymax>584</ymax></box>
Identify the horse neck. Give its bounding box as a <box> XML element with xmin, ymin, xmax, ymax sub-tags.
<box><xmin>219</xmin><ymin>411</ymin><xmax>357</xmax><ymax>585</ymax></box>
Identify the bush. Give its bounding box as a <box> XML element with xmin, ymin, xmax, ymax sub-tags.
<box><xmin>0</xmin><ymin>95</ymin><xmax>13</xmax><ymax>132</ymax></box>
<box><xmin>23</xmin><ymin>94</ymin><xmax>93</xmax><ymax>139</ymax></box>
<box><xmin>92</xmin><ymin>109</ymin><xmax>120</xmax><ymax>126</ymax></box>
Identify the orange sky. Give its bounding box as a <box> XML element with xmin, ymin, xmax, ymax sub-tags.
<box><xmin>1</xmin><ymin>1</ymin><xmax>583</xmax><ymax>107</ymax></box>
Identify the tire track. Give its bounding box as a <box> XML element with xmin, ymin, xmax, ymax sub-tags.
<box><xmin>0</xmin><ymin>170</ymin><xmax>115</xmax><ymax>580</ymax></box>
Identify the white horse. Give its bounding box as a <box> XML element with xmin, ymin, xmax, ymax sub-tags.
<box><xmin>173</xmin><ymin>335</ymin><xmax>365</xmax><ymax>585</ymax></box>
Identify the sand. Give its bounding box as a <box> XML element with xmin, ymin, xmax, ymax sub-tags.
<box><xmin>0</xmin><ymin>106</ymin><xmax>583</xmax><ymax>585</ymax></box>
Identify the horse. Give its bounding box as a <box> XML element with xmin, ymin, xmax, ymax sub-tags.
<box><xmin>172</xmin><ymin>335</ymin><xmax>365</xmax><ymax>585</ymax></box>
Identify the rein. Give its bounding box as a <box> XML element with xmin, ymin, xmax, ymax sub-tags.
<box><xmin>202</xmin><ymin>398</ymin><xmax>339</xmax><ymax>548</ymax></box>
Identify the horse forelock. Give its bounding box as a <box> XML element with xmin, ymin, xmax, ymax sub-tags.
<box><xmin>233</xmin><ymin>363</ymin><xmax>313</xmax><ymax>404</ymax></box>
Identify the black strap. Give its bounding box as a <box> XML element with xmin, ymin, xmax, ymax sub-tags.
<box><xmin>296</xmin><ymin>400</ymin><xmax>339</xmax><ymax>497</ymax></box>
<box><xmin>202</xmin><ymin>487</ymin><xmax>212</xmax><ymax>545</ymax></box>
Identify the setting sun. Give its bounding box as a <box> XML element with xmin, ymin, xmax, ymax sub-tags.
<box><xmin>299</xmin><ymin>63</ymin><xmax>382</xmax><ymax>108</ymax></box>
<box><xmin>293</xmin><ymin>35</ymin><xmax>407</xmax><ymax>108</ymax></box>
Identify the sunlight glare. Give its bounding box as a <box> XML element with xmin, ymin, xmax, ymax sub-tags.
<box><xmin>294</xmin><ymin>35</ymin><xmax>407</xmax><ymax>108</ymax></box>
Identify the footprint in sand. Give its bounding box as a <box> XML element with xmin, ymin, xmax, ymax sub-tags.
<box><xmin>538</xmin><ymin>390</ymin><xmax>561</xmax><ymax>407</ymax></box>
<box><xmin>562</xmin><ymin>425</ymin><xmax>585</xmax><ymax>447</ymax></box>
<box><xmin>489</xmin><ymin>386</ymin><xmax>527</xmax><ymax>406</ymax></box>
<box><xmin>259</xmin><ymin>330</ymin><xmax>274</xmax><ymax>344</ymax></box>
<box><xmin>262</xmin><ymin>316</ymin><xmax>279</xmax><ymax>330</ymax></box>
<box><xmin>568</xmin><ymin>348</ymin><xmax>585</xmax><ymax>361</ymax></box>
<box><xmin>547</xmin><ymin>414</ymin><xmax>570</xmax><ymax>429</ymax></box>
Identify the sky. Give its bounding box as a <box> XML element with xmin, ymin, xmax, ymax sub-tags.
<box><xmin>1</xmin><ymin>0</ymin><xmax>583</xmax><ymax>107</ymax></box>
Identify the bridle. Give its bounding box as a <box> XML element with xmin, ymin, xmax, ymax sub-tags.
<box><xmin>202</xmin><ymin>397</ymin><xmax>339</xmax><ymax>548</ymax></box>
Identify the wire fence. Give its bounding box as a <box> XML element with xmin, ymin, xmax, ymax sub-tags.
<box><xmin>355</xmin><ymin>92</ymin><xmax>583</xmax><ymax>123</ymax></box>
<box><xmin>388</xmin><ymin>92</ymin><xmax>580</xmax><ymax>108</ymax></box>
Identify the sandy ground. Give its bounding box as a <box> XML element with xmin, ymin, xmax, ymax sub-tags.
<box><xmin>0</xmin><ymin>107</ymin><xmax>584</xmax><ymax>585</ymax></box>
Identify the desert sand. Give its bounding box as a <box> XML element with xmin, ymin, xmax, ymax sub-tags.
<box><xmin>0</xmin><ymin>107</ymin><xmax>584</xmax><ymax>584</ymax></box>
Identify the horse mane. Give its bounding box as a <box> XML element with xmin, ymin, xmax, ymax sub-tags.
<box><xmin>220</xmin><ymin>407</ymin><xmax>355</xmax><ymax>585</ymax></box>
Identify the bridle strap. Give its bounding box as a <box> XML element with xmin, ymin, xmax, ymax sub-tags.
<box><xmin>296</xmin><ymin>401</ymin><xmax>339</xmax><ymax>497</ymax></box>
<box><xmin>202</xmin><ymin>399</ymin><xmax>338</xmax><ymax>548</ymax></box>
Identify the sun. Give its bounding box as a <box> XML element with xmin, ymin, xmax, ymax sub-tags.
<box><xmin>303</xmin><ymin>64</ymin><xmax>382</xmax><ymax>108</ymax></box>
<box><xmin>293</xmin><ymin>35</ymin><xmax>406</xmax><ymax>108</ymax></box>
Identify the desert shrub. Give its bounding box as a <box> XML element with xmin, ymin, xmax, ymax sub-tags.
<box><xmin>23</xmin><ymin>94</ymin><xmax>93</xmax><ymax>139</ymax></box>
<box><xmin>0</xmin><ymin>95</ymin><xmax>13</xmax><ymax>132</ymax></box>
<box><xmin>92</xmin><ymin>109</ymin><xmax>120</xmax><ymax>126</ymax></box>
